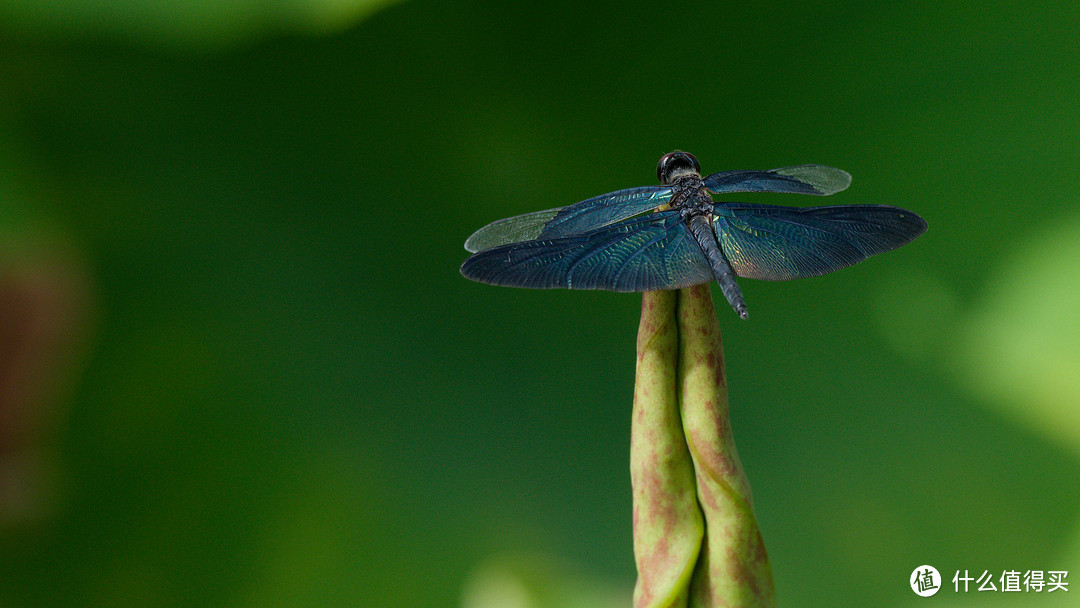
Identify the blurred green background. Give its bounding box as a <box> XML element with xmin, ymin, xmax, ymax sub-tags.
<box><xmin>1</xmin><ymin>1</ymin><xmax>1078</xmax><ymax>606</ymax></box>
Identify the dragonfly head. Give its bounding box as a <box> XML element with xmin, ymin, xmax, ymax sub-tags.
<box><xmin>657</xmin><ymin>151</ymin><xmax>701</xmax><ymax>185</ymax></box>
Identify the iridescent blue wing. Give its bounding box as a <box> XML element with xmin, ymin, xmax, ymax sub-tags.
<box><xmin>704</xmin><ymin>165</ymin><xmax>851</xmax><ymax>196</ymax></box>
<box><xmin>538</xmin><ymin>186</ymin><xmax>672</xmax><ymax>239</ymax></box>
<box><xmin>713</xmin><ymin>203</ymin><xmax>928</xmax><ymax>281</ymax></box>
<box><xmin>464</xmin><ymin>185</ymin><xmax>672</xmax><ymax>253</ymax></box>
<box><xmin>460</xmin><ymin>211</ymin><xmax>713</xmax><ymax>291</ymax></box>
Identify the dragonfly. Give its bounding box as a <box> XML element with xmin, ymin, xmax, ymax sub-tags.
<box><xmin>460</xmin><ymin>151</ymin><xmax>927</xmax><ymax>319</ymax></box>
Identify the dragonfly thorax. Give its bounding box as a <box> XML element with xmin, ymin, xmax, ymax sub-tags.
<box><xmin>669</xmin><ymin>175</ymin><xmax>714</xmax><ymax>220</ymax></box>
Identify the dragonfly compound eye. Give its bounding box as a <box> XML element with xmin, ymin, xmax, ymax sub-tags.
<box><xmin>656</xmin><ymin>151</ymin><xmax>701</xmax><ymax>185</ymax></box>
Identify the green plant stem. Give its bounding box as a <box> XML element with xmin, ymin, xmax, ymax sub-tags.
<box><xmin>632</xmin><ymin>288</ymin><xmax>703</xmax><ymax>608</ymax></box>
<box><xmin>632</xmin><ymin>285</ymin><xmax>775</xmax><ymax>608</ymax></box>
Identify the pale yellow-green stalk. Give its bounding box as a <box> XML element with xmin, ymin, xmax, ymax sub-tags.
<box><xmin>632</xmin><ymin>285</ymin><xmax>774</xmax><ymax>608</ymax></box>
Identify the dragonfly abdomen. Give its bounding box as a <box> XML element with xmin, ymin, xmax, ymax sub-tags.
<box><xmin>686</xmin><ymin>214</ymin><xmax>749</xmax><ymax>319</ymax></box>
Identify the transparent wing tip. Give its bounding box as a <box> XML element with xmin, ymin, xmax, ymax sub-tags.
<box><xmin>773</xmin><ymin>165</ymin><xmax>852</xmax><ymax>195</ymax></box>
<box><xmin>463</xmin><ymin>208</ymin><xmax>562</xmax><ymax>253</ymax></box>
<box><xmin>463</xmin><ymin>230</ymin><xmax>488</xmax><ymax>253</ymax></box>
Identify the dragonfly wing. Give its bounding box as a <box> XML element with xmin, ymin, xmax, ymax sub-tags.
<box><xmin>704</xmin><ymin>165</ymin><xmax>852</xmax><ymax>196</ymax></box>
<box><xmin>713</xmin><ymin>203</ymin><xmax>928</xmax><ymax>280</ymax></box>
<box><xmin>536</xmin><ymin>185</ymin><xmax>672</xmax><ymax>239</ymax></box>
<box><xmin>463</xmin><ymin>185</ymin><xmax>673</xmax><ymax>253</ymax></box>
<box><xmin>460</xmin><ymin>211</ymin><xmax>713</xmax><ymax>292</ymax></box>
<box><xmin>464</xmin><ymin>208</ymin><xmax>562</xmax><ymax>253</ymax></box>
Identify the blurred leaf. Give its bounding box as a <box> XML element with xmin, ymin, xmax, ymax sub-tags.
<box><xmin>952</xmin><ymin>210</ymin><xmax>1080</xmax><ymax>455</ymax></box>
<box><xmin>461</xmin><ymin>553</ymin><xmax>628</xmax><ymax>608</ymax></box>
<box><xmin>0</xmin><ymin>0</ymin><xmax>402</xmax><ymax>49</ymax></box>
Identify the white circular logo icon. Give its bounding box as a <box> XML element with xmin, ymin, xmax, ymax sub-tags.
<box><xmin>910</xmin><ymin>565</ymin><xmax>941</xmax><ymax>597</ymax></box>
